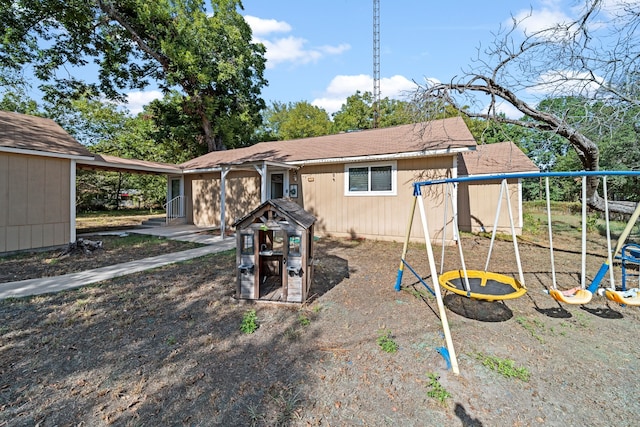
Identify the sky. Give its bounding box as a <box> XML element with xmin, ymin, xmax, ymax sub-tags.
<box><xmin>121</xmin><ymin>0</ymin><xmax>596</xmax><ymax>116</ymax></box>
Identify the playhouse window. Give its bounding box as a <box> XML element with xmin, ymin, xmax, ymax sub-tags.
<box><xmin>272</xmin><ymin>230</ymin><xmax>284</xmax><ymax>253</ymax></box>
<box><xmin>289</xmin><ymin>235</ymin><xmax>302</xmax><ymax>256</ymax></box>
<box><xmin>345</xmin><ymin>161</ymin><xmax>396</xmax><ymax>196</ymax></box>
<box><xmin>241</xmin><ymin>234</ymin><xmax>254</xmax><ymax>255</ymax></box>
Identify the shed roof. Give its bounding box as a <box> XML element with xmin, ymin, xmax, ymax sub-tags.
<box><xmin>235</xmin><ymin>198</ymin><xmax>316</xmax><ymax>229</ymax></box>
<box><xmin>458</xmin><ymin>141</ymin><xmax>539</xmax><ymax>176</ymax></box>
<box><xmin>181</xmin><ymin>117</ymin><xmax>476</xmax><ymax>171</ymax></box>
<box><xmin>0</xmin><ymin>110</ymin><xmax>93</xmax><ymax>159</ymax></box>
<box><xmin>77</xmin><ymin>153</ymin><xmax>182</xmax><ymax>174</ymax></box>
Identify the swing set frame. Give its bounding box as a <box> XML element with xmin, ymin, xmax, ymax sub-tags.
<box><xmin>395</xmin><ymin>170</ymin><xmax>640</xmax><ymax>375</ymax></box>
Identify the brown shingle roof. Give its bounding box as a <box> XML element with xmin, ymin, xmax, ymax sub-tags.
<box><xmin>458</xmin><ymin>141</ymin><xmax>539</xmax><ymax>176</ymax></box>
<box><xmin>0</xmin><ymin>110</ymin><xmax>93</xmax><ymax>158</ymax></box>
<box><xmin>181</xmin><ymin>117</ymin><xmax>476</xmax><ymax>170</ymax></box>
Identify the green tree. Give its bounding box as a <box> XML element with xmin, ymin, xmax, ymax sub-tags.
<box><xmin>332</xmin><ymin>91</ymin><xmax>414</xmax><ymax>132</ymax></box>
<box><xmin>0</xmin><ymin>0</ymin><xmax>267</xmax><ymax>152</ymax></box>
<box><xmin>0</xmin><ymin>90</ymin><xmax>40</xmax><ymax>115</ymax></box>
<box><xmin>263</xmin><ymin>101</ymin><xmax>333</xmax><ymax>140</ymax></box>
<box><xmin>50</xmin><ymin>98</ymin><xmax>167</xmax><ymax>210</ymax></box>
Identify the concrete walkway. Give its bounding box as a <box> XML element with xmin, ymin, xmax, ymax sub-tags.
<box><xmin>0</xmin><ymin>228</ymin><xmax>236</xmax><ymax>300</ymax></box>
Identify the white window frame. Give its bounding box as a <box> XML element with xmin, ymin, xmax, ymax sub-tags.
<box><xmin>344</xmin><ymin>161</ymin><xmax>397</xmax><ymax>196</ymax></box>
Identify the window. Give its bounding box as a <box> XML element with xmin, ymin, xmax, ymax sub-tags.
<box><xmin>241</xmin><ymin>234</ymin><xmax>254</xmax><ymax>255</ymax></box>
<box><xmin>345</xmin><ymin>162</ymin><xmax>396</xmax><ymax>196</ymax></box>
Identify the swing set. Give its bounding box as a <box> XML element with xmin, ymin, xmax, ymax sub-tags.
<box><xmin>395</xmin><ymin>170</ymin><xmax>640</xmax><ymax>374</ymax></box>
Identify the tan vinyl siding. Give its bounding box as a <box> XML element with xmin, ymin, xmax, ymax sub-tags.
<box><xmin>189</xmin><ymin>173</ymin><xmax>221</xmax><ymax>227</ymax></box>
<box><xmin>299</xmin><ymin>156</ymin><xmax>454</xmax><ymax>242</ymax></box>
<box><xmin>458</xmin><ymin>179</ymin><xmax>522</xmax><ymax>234</ymax></box>
<box><xmin>188</xmin><ymin>170</ymin><xmax>260</xmax><ymax>227</ymax></box>
<box><xmin>0</xmin><ymin>152</ymin><xmax>71</xmax><ymax>253</ymax></box>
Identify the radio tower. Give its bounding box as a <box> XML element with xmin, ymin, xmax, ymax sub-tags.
<box><xmin>373</xmin><ymin>0</ymin><xmax>380</xmax><ymax>128</ymax></box>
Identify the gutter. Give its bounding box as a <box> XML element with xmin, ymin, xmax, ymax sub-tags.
<box><xmin>284</xmin><ymin>146</ymin><xmax>473</xmax><ymax>166</ymax></box>
<box><xmin>182</xmin><ymin>146</ymin><xmax>475</xmax><ymax>173</ymax></box>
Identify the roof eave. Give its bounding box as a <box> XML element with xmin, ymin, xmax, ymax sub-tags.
<box><xmin>0</xmin><ymin>146</ymin><xmax>94</xmax><ymax>161</ymax></box>
<box><xmin>287</xmin><ymin>146</ymin><xmax>475</xmax><ymax>166</ymax></box>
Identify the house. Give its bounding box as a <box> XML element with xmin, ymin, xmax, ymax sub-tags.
<box><xmin>1</xmin><ymin>110</ymin><xmax>538</xmax><ymax>255</ymax></box>
<box><xmin>178</xmin><ymin>117</ymin><xmax>537</xmax><ymax>243</ymax></box>
<box><xmin>0</xmin><ymin>111</ymin><xmax>180</xmax><ymax>254</ymax></box>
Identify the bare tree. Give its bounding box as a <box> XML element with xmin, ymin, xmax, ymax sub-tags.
<box><xmin>412</xmin><ymin>0</ymin><xmax>640</xmax><ymax>213</ymax></box>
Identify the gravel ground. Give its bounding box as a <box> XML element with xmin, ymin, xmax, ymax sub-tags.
<box><xmin>0</xmin><ymin>234</ymin><xmax>639</xmax><ymax>426</ymax></box>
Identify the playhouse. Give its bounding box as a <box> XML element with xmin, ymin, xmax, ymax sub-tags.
<box><xmin>234</xmin><ymin>198</ymin><xmax>316</xmax><ymax>303</ymax></box>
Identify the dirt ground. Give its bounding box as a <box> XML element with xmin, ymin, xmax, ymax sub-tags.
<box><xmin>1</xmin><ymin>230</ymin><xmax>639</xmax><ymax>426</ymax></box>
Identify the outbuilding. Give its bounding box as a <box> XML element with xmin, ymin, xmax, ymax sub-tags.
<box><xmin>234</xmin><ymin>198</ymin><xmax>316</xmax><ymax>303</ymax></box>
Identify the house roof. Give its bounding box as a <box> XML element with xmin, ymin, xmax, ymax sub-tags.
<box><xmin>181</xmin><ymin>117</ymin><xmax>476</xmax><ymax>171</ymax></box>
<box><xmin>458</xmin><ymin>141</ymin><xmax>539</xmax><ymax>176</ymax></box>
<box><xmin>0</xmin><ymin>110</ymin><xmax>94</xmax><ymax>159</ymax></box>
<box><xmin>77</xmin><ymin>153</ymin><xmax>182</xmax><ymax>174</ymax></box>
<box><xmin>234</xmin><ymin>198</ymin><xmax>316</xmax><ymax>229</ymax></box>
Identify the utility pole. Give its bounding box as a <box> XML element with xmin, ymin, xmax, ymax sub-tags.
<box><xmin>373</xmin><ymin>0</ymin><xmax>380</xmax><ymax>128</ymax></box>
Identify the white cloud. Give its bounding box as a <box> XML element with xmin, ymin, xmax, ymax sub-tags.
<box><xmin>512</xmin><ymin>6</ymin><xmax>572</xmax><ymax>34</ymax></box>
<box><xmin>483</xmin><ymin>101</ymin><xmax>523</xmax><ymax>120</ymax></box>
<box><xmin>125</xmin><ymin>90</ymin><xmax>163</xmax><ymax>115</ymax></box>
<box><xmin>528</xmin><ymin>70</ymin><xmax>605</xmax><ymax>97</ymax></box>
<box><xmin>311</xmin><ymin>74</ymin><xmax>417</xmax><ymax>114</ymax></box>
<box><xmin>245</xmin><ymin>15</ymin><xmax>350</xmax><ymax>69</ymax></box>
<box><xmin>244</xmin><ymin>15</ymin><xmax>291</xmax><ymax>36</ymax></box>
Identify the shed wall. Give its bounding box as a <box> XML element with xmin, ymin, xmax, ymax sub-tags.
<box><xmin>0</xmin><ymin>152</ymin><xmax>70</xmax><ymax>253</ymax></box>
<box><xmin>457</xmin><ymin>179</ymin><xmax>523</xmax><ymax>234</ymax></box>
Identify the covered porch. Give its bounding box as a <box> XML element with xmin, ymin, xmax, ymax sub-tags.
<box><xmin>182</xmin><ymin>160</ymin><xmax>299</xmax><ymax>237</ymax></box>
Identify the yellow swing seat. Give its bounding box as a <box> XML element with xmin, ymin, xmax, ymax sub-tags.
<box><xmin>439</xmin><ymin>270</ymin><xmax>527</xmax><ymax>301</ymax></box>
<box><xmin>604</xmin><ymin>289</ymin><xmax>640</xmax><ymax>306</ymax></box>
<box><xmin>549</xmin><ymin>288</ymin><xmax>593</xmax><ymax>305</ymax></box>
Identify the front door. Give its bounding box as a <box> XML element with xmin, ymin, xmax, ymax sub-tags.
<box><xmin>269</xmin><ymin>172</ymin><xmax>284</xmax><ymax>199</ymax></box>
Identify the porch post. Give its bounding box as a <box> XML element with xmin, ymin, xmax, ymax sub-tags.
<box><xmin>70</xmin><ymin>159</ymin><xmax>76</xmax><ymax>243</ymax></box>
<box><xmin>221</xmin><ymin>166</ymin><xmax>229</xmax><ymax>238</ymax></box>
<box><xmin>253</xmin><ymin>162</ymin><xmax>268</xmax><ymax>203</ymax></box>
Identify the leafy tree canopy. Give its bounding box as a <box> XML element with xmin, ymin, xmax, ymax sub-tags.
<box><xmin>0</xmin><ymin>0</ymin><xmax>267</xmax><ymax>152</ymax></box>
<box><xmin>262</xmin><ymin>101</ymin><xmax>333</xmax><ymax>140</ymax></box>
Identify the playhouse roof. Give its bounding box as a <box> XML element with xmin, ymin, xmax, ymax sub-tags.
<box><xmin>458</xmin><ymin>141</ymin><xmax>539</xmax><ymax>176</ymax></box>
<box><xmin>234</xmin><ymin>198</ymin><xmax>316</xmax><ymax>230</ymax></box>
<box><xmin>181</xmin><ymin>117</ymin><xmax>476</xmax><ymax>171</ymax></box>
<box><xmin>0</xmin><ymin>110</ymin><xmax>94</xmax><ymax>159</ymax></box>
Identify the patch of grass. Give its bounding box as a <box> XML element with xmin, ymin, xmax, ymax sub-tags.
<box><xmin>425</xmin><ymin>372</ymin><xmax>451</xmax><ymax>405</ymax></box>
<box><xmin>377</xmin><ymin>329</ymin><xmax>399</xmax><ymax>353</ymax></box>
<box><xmin>298</xmin><ymin>313</ymin><xmax>311</xmax><ymax>327</ymax></box>
<box><xmin>166</xmin><ymin>335</ymin><xmax>177</xmax><ymax>346</ymax></box>
<box><xmin>516</xmin><ymin>316</ymin><xmax>545</xmax><ymax>343</ymax></box>
<box><xmin>407</xmin><ymin>287</ymin><xmax>433</xmax><ymax>300</ymax></box>
<box><xmin>475</xmin><ymin>353</ymin><xmax>530</xmax><ymax>382</ymax></box>
<box><xmin>240</xmin><ymin>309</ymin><xmax>259</xmax><ymax>334</ymax></box>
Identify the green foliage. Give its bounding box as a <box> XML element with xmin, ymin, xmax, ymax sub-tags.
<box><xmin>298</xmin><ymin>313</ymin><xmax>311</xmax><ymax>327</ymax></box>
<box><xmin>331</xmin><ymin>90</ymin><xmax>415</xmax><ymax>132</ymax></box>
<box><xmin>261</xmin><ymin>101</ymin><xmax>333</xmax><ymax>140</ymax></box>
<box><xmin>240</xmin><ymin>309</ymin><xmax>259</xmax><ymax>334</ymax></box>
<box><xmin>515</xmin><ymin>316</ymin><xmax>545</xmax><ymax>343</ymax></box>
<box><xmin>0</xmin><ymin>89</ymin><xmax>39</xmax><ymax>115</ymax></box>
<box><xmin>425</xmin><ymin>373</ymin><xmax>452</xmax><ymax>405</ymax></box>
<box><xmin>0</xmin><ymin>0</ymin><xmax>267</xmax><ymax>153</ymax></box>
<box><xmin>475</xmin><ymin>353</ymin><xmax>530</xmax><ymax>381</ymax></box>
<box><xmin>376</xmin><ymin>329</ymin><xmax>399</xmax><ymax>353</ymax></box>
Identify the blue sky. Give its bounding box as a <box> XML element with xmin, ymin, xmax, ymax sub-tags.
<box><xmin>122</xmin><ymin>0</ymin><xmax>590</xmax><ymax>116</ymax></box>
